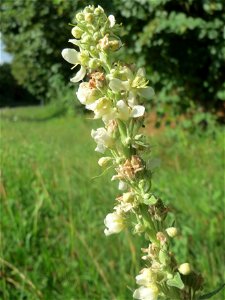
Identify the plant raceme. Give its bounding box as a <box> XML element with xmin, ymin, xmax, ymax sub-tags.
<box><xmin>62</xmin><ymin>5</ymin><xmax>209</xmax><ymax>300</ymax></box>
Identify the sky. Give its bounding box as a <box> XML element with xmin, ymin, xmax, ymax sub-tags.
<box><xmin>0</xmin><ymin>35</ymin><xmax>12</xmax><ymax>64</ymax></box>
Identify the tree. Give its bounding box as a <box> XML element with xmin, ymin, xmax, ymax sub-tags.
<box><xmin>113</xmin><ymin>0</ymin><xmax>225</xmax><ymax>117</ymax></box>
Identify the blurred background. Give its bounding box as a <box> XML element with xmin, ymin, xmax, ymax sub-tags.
<box><xmin>0</xmin><ymin>0</ymin><xmax>224</xmax><ymax>299</ymax></box>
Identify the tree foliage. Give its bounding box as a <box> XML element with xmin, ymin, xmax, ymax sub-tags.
<box><xmin>114</xmin><ymin>0</ymin><xmax>225</xmax><ymax>116</ymax></box>
<box><xmin>1</xmin><ymin>0</ymin><xmax>224</xmax><ymax>116</ymax></box>
<box><xmin>1</xmin><ymin>0</ymin><xmax>85</xmax><ymax>101</ymax></box>
<box><xmin>0</xmin><ymin>63</ymin><xmax>38</xmax><ymax>107</ymax></box>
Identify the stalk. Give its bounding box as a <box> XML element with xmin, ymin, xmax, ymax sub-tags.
<box><xmin>61</xmin><ymin>5</ymin><xmax>205</xmax><ymax>299</ymax></box>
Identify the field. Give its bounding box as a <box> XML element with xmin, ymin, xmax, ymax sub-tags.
<box><xmin>0</xmin><ymin>106</ymin><xmax>224</xmax><ymax>300</ymax></box>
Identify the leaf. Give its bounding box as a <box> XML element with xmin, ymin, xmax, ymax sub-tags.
<box><xmin>198</xmin><ymin>283</ymin><xmax>225</xmax><ymax>299</ymax></box>
<box><xmin>143</xmin><ymin>195</ymin><xmax>157</xmax><ymax>205</ymax></box>
<box><xmin>167</xmin><ymin>273</ymin><xmax>184</xmax><ymax>289</ymax></box>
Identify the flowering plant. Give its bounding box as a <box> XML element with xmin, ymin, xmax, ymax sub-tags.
<box><xmin>62</xmin><ymin>5</ymin><xmax>223</xmax><ymax>300</ymax></box>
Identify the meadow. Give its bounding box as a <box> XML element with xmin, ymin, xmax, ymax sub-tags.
<box><xmin>0</xmin><ymin>106</ymin><xmax>224</xmax><ymax>300</ymax></box>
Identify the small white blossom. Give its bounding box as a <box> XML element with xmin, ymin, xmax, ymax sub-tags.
<box><xmin>104</xmin><ymin>212</ymin><xmax>125</xmax><ymax>236</ymax></box>
<box><xmin>87</xmin><ymin>97</ymin><xmax>116</xmax><ymax>123</ymax></box>
<box><xmin>61</xmin><ymin>48</ymin><xmax>86</xmax><ymax>82</ymax></box>
<box><xmin>98</xmin><ymin>156</ymin><xmax>112</xmax><ymax>167</ymax></box>
<box><xmin>76</xmin><ymin>82</ymin><xmax>99</xmax><ymax>105</ymax></box>
<box><xmin>116</xmin><ymin>100</ymin><xmax>145</xmax><ymax>120</ymax></box>
<box><xmin>135</xmin><ymin>268</ymin><xmax>156</xmax><ymax>286</ymax></box>
<box><xmin>166</xmin><ymin>227</ymin><xmax>178</xmax><ymax>238</ymax></box>
<box><xmin>108</xmin><ymin>15</ymin><xmax>116</xmax><ymax>27</ymax></box>
<box><xmin>122</xmin><ymin>192</ymin><xmax>134</xmax><ymax>202</ymax></box>
<box><xmin>91</xmin><ymin>128</ymin><xmax>113</xmax><ymax>153</ymax></box>
<box><xmin>114</xmin><ymin>203</ymin><xmax>133</xmax><ymax>213</ymax></box>
<box><xmin>118</xmin><ymin>180</ymin><xmax>128</xmax><ymax>191</ymax></box>
<box><xmin>116</xmin><ymin>100</ymin><xmax>130</xmax><ymax>120</ymax></box>
<box><xmin>131</xmin><ymin>105</ymin><xmax>145</xmax><ymax>118</ymax></box>
<box><xmin>133</xmin><ymin>285</ymin><xmax>158</xmax><ymax>300</ymax></box>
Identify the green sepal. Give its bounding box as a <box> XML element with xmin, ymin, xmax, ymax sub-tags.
<box><xmin>198</xmin><ymin>283</ymin><xmax>225</xmax><ymax>299</ymax></box>
<box><xmin>159</xmin><ymin>249</ymin><xmax>169</xmax><ymax>265</ymax></box>
<box><xmin>167</xmin><ymin>272</ymin><xmax>184</xmax><ymax>289</ymax></box>
<box><xmin>143</xmin><ymin>194</ymin><xmax>157</xmax><ymax>205</ymax></box>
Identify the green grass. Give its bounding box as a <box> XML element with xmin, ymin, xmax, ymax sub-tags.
<box><xmin>0</xmin><ymin>106</ymin><xmax>224</xmax><ymax>300</ymax></box>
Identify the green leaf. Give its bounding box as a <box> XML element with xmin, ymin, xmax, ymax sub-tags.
<box><xmin>167</xmin><ymin>273</ymin><xmax>184</xmax><ymax>289</ymax></box>
<box><xmin>198</xmin><ymin>283</ymin><xmax>225</xmax><ymax>299</ymax></box>
<box><xmin>143</xmin><ymin>194</ymin><xmax>157</xmax><ymax>205</ymax></box>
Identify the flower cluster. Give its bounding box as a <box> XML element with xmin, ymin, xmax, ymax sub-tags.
<box><xmin>62</xmin><ymin>5</ymin><xmax>203</xmax><ymax>300</ymax></box>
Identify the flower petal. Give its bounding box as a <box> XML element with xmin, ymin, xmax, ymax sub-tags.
<box><xmin>109</xmin><ymin>78</ymin><xmax>124</xmax><ymax>92</ymax></box>
<box><xmin>133</xmin><ymin>286</ymin><xmax>158</xmax><ymax>300</ymax></box>
<box><xmin>61</xmin><ymin>48</ymin><xmax>80</xmax><ymax>65</ymax></box>
<box><xmin>138</xmin><ymin>86</ymin><xmax>155</xmax><ymax>99</ymax></box>
<box><xmin>95</xmin><ymin>144</ymin><xmax>106</xmax><ymax>153</ymax></box>
<box><xmin>137</xmin><ymin>68</ymin><xmax>146</xmax><ymax>77</ymax></box>
<box><xmin>108</xmin><ymin>15</ymin><xmax>116</xmax><ymax>27</ymax></box>
<box><xmin>131</xmin><ymin>105</ymin><xmax>145</xmax><ymax>118</ymax></box>
<box><xmin>70</xmin><ymin>66</ymin><xmax>86</xmax><ymax>83</ymax></box>
<box><xmin>68</xmin><ymin>39</ymin><xmax>81</xmax><ymax>46</ymax></box>
<box><xmin>116</xmin><ymin>100</ymin><xmax>130</xmax><ymax>120</ymax></box>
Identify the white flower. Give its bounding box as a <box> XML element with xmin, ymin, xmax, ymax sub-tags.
<box><xmin>108</xmin><ymin>67</ymin><xmax>155</xmax><ymax>101</ymax></box>
<box><xmin>131</xmin><ymin>105</ymin><xmax>145</xmax><ymax>118</ymax></box>
<box><xmin>98</xmin><ymin>156</ymin><xmax>112</xmax><ymax>167</ymax></box>
<box><xmin>118</xmin><ymin>180</ymin><xmax>128</xmax><ymax>191</ymax></box>
<box><xmin>61</xmin><ymin>48</ymin><xmax>86</xmax><ymax>82</ymax></box>
<box><xmin>104</xmin><ymin>212</ymin><xmax>125</xmax><ymax>236</ymax></box>
<box><xmin>122</xmin><ymin>192</ymin><xmax>134</xmax><ymax>202</ymax></box>
<box><xmin>116</xmin><ymin>100</ymin><xmax>130</xmax><ymax>120</ymax></box>
<box><xmin>108</xmin><ymin>15</ymin><xmax>116</xmax><ymax>27</ymax></box>
<box><xmin>91</xmin><ymin>128</ymin><xmax>113</xmax><ymax>153</ymax></box>
<box><xmin>135</xmin><ymin>268</ymin><xmax>156</xmax><ymax>286</ymax></box>
<box><xmin>116</xmin><ymin>100</ymin><xmax>145</xmax><ymax>120</ymax></box>
<box><xmin>87</xmin><ymin>97</ymin><xmax>116</xmax><ymax>123</ymax></box>
<box><xmin>133</xmin><ymin>285</ymin><xmax>158</xmax><ymax>300</ymax></box>
<box><xmin>76</xmin><ymin>82</ymin><xmax>99</xmax><ymax>105</ymax></box>
<box><xmin>114</xmin><ymin>203</ymin><xmax>133</xmax><ymax>213</ymax></box>
<box><xmin>165</xmin><ymin>227</ymin><xmax>178</xmax><ymax>238</ymax></box>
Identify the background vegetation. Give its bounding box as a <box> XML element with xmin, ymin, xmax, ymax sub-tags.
<box><xmin>1</xmin><ymin>0</ymin><xmax>224</xmax><ymax>118</ymax></box>
<box><xmin>1</xmin><ymin>106</ymin><xmax>224</xmax><ymax>299</ymax></box>
<box><xmin>0</xmin><ymin>0</ymin><xmax>224</xmax><ymax>299</ymax></box>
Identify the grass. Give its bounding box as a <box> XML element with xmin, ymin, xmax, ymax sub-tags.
<box><xmin>0</xmin><ymin>105</ymin><xmax>224</xmax><ymax>300</ymax></box>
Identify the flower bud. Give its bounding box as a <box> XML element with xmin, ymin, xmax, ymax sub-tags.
<box><xmin>71</xmin><ymin>26</ymin><xmax>83</xmax><ymax>39</ymax></box>
<box><xmin>84</xmin><ymin>13</ymin><xmax>93</xmax><ymax>23</ymax></box>
<box><xmin>76</xmin><ymin>12</ymin><xmax>84</xmax><ymax>22</ymax></box>
<box><xmin>98</xmin><ymin>35</ymin><xmax>109</xmax><ymax>50</ymax></box>
<box><xmin>94</xmin><ymin>6</ymin><xmax>104</xmax><ymax>15</ymax></box>
<box><xmin>166</xmin><ymin>273</ymin><xmax>173</xmax><ymax>280</ymax></box>
<box><xmin>166</xmin><ymin>227</ymin><xmax>178</xmax><ymax>238</ymax></box>
<box><xmin>98</xmin><ymin>156</ymin><xmax>111</xmax><ymax>167</ymax></box>
<box><xmin>118</xmin><ymin>181</ymin><xmax>127</xmax><ymax>191</ymax></box>
<box><xmin>104</xmin><ymin>211</ymin><xmax>125</xmax><ymax>236</ymax></box>
<box><xmin>82</xmin><ymin>34</ymin><xmax>92</xmax><ymax>44</ymax></box>
<box><xmin>122</xmin><ymin>192</ymin><xmax>134</xmax><ymax>202</ymax></box>
<box><xmin>89</xmin><ymin>58</ymin><xmax>100</xmax><ymax>69</ymax></box>
<box><xmin>79</xmin><ymin>50</ymin><xmax>89</xmax><ymax>65</ymax></box>
<box><xmin>156</xmin><ymin>232</ymin><xmax>167</xmax><ymax>245</ymax></box>
<box><xmin>109</xmin><ymin>40</ymin><xmax>120</xmax><ymax>51</ymax></box>
<box><xmin>108</xmin><ymin>15</ymin><xmax>116</xmax><ymax>27</ymax></box>
<box><xmin>84</xmin><ymin>6</ymin><xmax>94</xmax><ymax>14</ymax></box>
<box><xmin>178</xmin><ymin>263</ymin><xmax>192</xmax><ymax>275</ymax></box>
